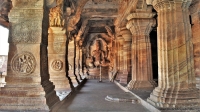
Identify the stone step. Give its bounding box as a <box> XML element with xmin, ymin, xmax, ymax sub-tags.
<box><xmin>0</xmin><ymin>90</ymin><xmax>45</xmax><ymax>97</ymax></box>
<box><xmin>0</xmin><ymin>97</ymin><xmax>47</xmax><ymax>105</ymax></box>
<box><xmin>0</xmin><ymin>105</ymin><xmax>49</xmax><ymax>111</ymax></box>
<box><xmin>1</xmin><ymin>86</ymin><xmax>44</xmax><ymax>91</ymax></box>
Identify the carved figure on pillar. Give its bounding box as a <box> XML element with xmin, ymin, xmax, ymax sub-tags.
<box><xmin>49</xmin><ymin>0</ymin><xmax>64</xmax><ymax>27</ymax></box>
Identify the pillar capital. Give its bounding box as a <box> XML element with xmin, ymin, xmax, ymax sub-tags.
<box><xmin>120</xmin><ymin>29</ymin><xmax>132</xmax><ymax>42</ymax></box>
<box><xmin>126</xmin><ymin>12</ymin><xmax>156</xmax><ymax>36</ymax></box>
<box><xmin>116</xmin><ymin>35</ymin><xmax>124</xmax><ymax>45</ymax></box>
<box><xmin>127</xmin><ymin>12</ymin><xmax>156</xmax><ymax>20</ymax></box>
<box><xmin>153</xmin><ymin>0</ymin><xmax>192</xmax><ymax>12</ymax></box>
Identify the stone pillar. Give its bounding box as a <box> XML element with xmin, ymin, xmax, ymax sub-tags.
<box><xmin>82</xmin><ymin>48</ymin><xmax>88</xmax><ymax>77</ymax></box>
<box><xmin>126</xmin><ymin>11</ymin><xmax>156</xmax><ymax>89</ymax></box>
<box><xmin>79</xmin><ymin>47</ymin><xmax>84</xmax><ymax>77</ymax></box>
<box><xmin>126</xmin><ymin>9</ymin><xmax>156</xmax><ymax>89</ymax></box>
<box><xmin>116</xmin><ymin>39</ymin><xmax>121</xmax><ymax>71</ymax></box>
<box><xmin>75</xmin><ymin>41</ymin><xmax>82</xmax><ymax>81</ymax></box>
<box><xmin>120</xmin><ymin>28</ymin><xmax>132</xmax><ymax>84</ymax></box>
<box><xmin>68</xmin><ymin>38</ymin><xmax>79</xmax><ymax>87</ymax></box>
<box><xmin>112</xmin><ymin>38</ymin><xmax>118</xmax><ymax>74</ymax></box>
<box><xmin>147</xmin><ymin>0</ymin><xmax>200</xmax><ymax>108</ymax></box>
<box><xmin>190</xmin><ymin>0</ymin><xmax>200</xmax><ymax>89</ymax></box>
<box><xmin>48</xmin><ymin>27</ymin><xmax>71</xmax><ymax>100</ymax></box>
<box><xmin>0</xmin><ymin>0</ymin><xmax>59</xmax><ymax>111</ymax></box>
<box><xmin>116</xmin><ymin>36</ymin><xmax>124</xmax><ymax>80</ymax></box>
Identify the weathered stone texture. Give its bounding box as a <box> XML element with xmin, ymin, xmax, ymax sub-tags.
<box><xmin>190</xmin><ymin>0</ymin><xmax>200</xmax><ymax>89</ymax></box>
<box><xmin>147</xmin><ymin>0</ymin><xmax>200</xmax><ymax>108</ymax></box>
<box><xmin>126</xmin><ymin>9</ymin><xmax>157</xmax><ymax>90</ymax></box>
<box><xmin>48</xmin><ymin>27</ymin><xmax>72</xmax><ymax>101</ymax></box>
<box><xmin>119</xmin><ymin>29</ymin><xmax>132</xmax><ymax>84</ymax></box>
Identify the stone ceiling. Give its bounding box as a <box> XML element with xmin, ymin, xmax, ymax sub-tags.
<box><xmin>81</xmin><ymin>0</ymin><xmax>118</xmax><ymax>33</ymax></box>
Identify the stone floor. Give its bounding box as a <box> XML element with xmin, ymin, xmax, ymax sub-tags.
<box><xmin>115</xmin><ymin>81</ymin><xmax>200</xmax><ymax>112</ymax></box>
<box><xmin>54</xmin><ymin>79</ymin><xmax>150</xmax><ymax>112</ymax></box>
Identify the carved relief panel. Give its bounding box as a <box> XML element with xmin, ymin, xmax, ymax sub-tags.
<box><xmin>49</xmin><ymin>0</ymin><xmax>64</xmax><ymax>27</ymax></box>
<box><xmin>11</xmin><ymin>52</ymin><xmax>36</xmax><ymax>75</ymax></box>
<box><xmin>85</xmin><ymin>34</ymin><xmax>111</xmax><ymax>68</ymax></box>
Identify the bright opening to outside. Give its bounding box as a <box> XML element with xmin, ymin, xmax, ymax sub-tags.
<box><xmin>0</xmin><ymin>25</ymin><xmax>9</xmax><ymax>55</ymax></box>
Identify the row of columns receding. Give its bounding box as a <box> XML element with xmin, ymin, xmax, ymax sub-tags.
<box><xmin>0</xmin><ymin>0</ymin><xmax>200</xmax><ymax>111</ymax></box>
<box><xmin>115</xmin><ymin>0</ymin><xmax>200</xmax><ymax>108</ymax></box>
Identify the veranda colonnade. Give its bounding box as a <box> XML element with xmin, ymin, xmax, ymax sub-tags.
<box><xmin>0</xmin><ymin>0</ymin><xmax>199</xmax><ymax>111</ymax></box>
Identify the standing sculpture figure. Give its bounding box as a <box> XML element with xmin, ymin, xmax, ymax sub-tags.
<box><xmin>92</xmin><ymin>40</ymin><xmax>105</xmax><ymax>67</ymax></box>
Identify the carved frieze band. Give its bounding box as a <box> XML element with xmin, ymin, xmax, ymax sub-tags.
<box><xmin>11</xmin><ymin>52</ymin><xmax>36</xmax><ymax>75</ymax></box>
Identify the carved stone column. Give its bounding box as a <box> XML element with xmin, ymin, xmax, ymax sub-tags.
<box><xmin>116</xmin><ymin>38</ymin><xmax>121</xmax><ymax>71</ymax></box>
<box><xmin>147</xmin><ymin>0</ymin><xmax>200</xmax><ymax>108</ymax></box>
<box><xmin>79</xmin><ymin>47</ymin><xmax>84</xmax><ymax>78</ymax></box>
<box><xmin>0</xmin><ymin>0</ymin><xmax>59</xmax><ymax>111</ymax></box>
<box><xmin>112</xmin><ymin>37</ymin><xmax>118</xmax><ymax>73</ymax></box>
<box><xmin>116</xmin><ymin>36</ymin><xmax>124</xmax><ymax>80</ymax></box>
<box><xmin>82</xmin><ymin>48</ymin><xmax>88</xmax><ymax>77</ymax></box>
<box><xmin>48</xmin><ymin>27</ymin><xmax>71</xmax><ymax>100</ymax></box>
<box><xmin>120</xmin><ymin>28</ymin><xmax>132</xmax><ymax>84</ymax></box>
<box><xmin>75</xmin><ymin>41</ymin><xmax>82</xmax><ymax>81</ymax></box>
<box><xmin>68</xmin><ymin>38</ymin><xmax>79</xmax><ymax>87</ymax></box>
<box><xmin>126</xmin><ymin>9</ymin><xmax>156</xmax><ymax>89</ymax></box>
<box><xmin>190</xmin><ymin>0</ymin><xmax>200</xmax><ymax>89</ymax></box>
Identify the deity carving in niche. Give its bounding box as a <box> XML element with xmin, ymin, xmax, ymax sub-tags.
<box><xmin>86</xmin><ymin>56</ymin><xmax>94</xmax><ymax>68</ymax></box>
<box><xmin>92</xmin><ymin>40</ymin><xmax>105</xmax><ymax>67</ymax></box>
<box><xmin>51</xmin><ymin>59</ymin><xmax>63</xmax><ymax>71</ymax></box>
<box><xmin>85</xmin><ymin>34</ymin><xmax>112</xmax><ymax>68</ymax></box>
<box><xmin>11</xmin><ymin>52</ymin><xmax>36</xmax><ymax>75</ymax></box>
<box><xmin>49</xmin><ymin>0</ymin><xmax>64</xmax><ymax>27</ymax></box>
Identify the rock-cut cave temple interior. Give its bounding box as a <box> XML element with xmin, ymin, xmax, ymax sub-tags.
<box><xmin>0</xmin><ymin>0</ymin><xmax>200</xmax><ymax>111</ymax></box>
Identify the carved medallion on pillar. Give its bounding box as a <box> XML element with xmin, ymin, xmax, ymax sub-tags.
<box><xmin>147</xmin><ymin>0</ymin><xmax>200</xmax><ymax>108</ymax></box>
<box><xmin>126</xmin><ymin>9</ymin><xmax>157</xmax><ymax>90</ymax></box>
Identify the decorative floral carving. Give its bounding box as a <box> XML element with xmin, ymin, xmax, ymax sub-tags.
<box><xmin>51</xmin><ymin>59</ymin><xmax>63</xmax><ymax>71</ymax></box>
<box><xmin>11</xmin><ymin>52</ymin><xmax>36</xmax><ymax>75</ymax></box>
